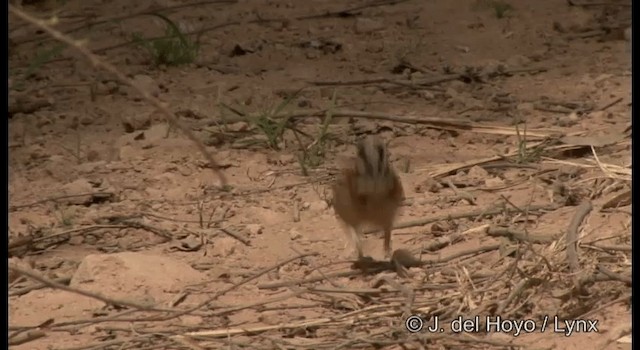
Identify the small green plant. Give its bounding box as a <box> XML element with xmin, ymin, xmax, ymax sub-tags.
<box><xmin>472</xmin><ymin>0</ymin><xmax>513</xmax><ymax>19</ymax></box>
<box><xmin>301</xmin><ymin>89</ymin><xmax>337</xmax><ymax>168</ymax></box>
<box><xmin>11</xmin><ymin>43</ymin><xmax>65</xmax><ymax>91</ymax></box>
<box><xmin>515</xmin><ymin>122</ymin><xmax>545</xmax><ymax>163</ymax></box>
<box><xmin>225</xmin><ymin>90</ymin><xmax>302</xmax><ymax>150</ymax></box>
<box><xmin>55</xmin><ymin>206</ymin><xmax>74</xmax><ymax>228</ymax></box>
<box><xmin>492</xmin><ymin>1</ymin><xmax>513</xmax><ymax>19</ymax></box>
<box><xmin>133</xmin><ymin>13</ymin><xmax>199</xmax><ymax>66</ymax></box>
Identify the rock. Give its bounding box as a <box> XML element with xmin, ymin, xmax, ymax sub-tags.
<box><xmin>467</xmin><ymin>165</ymin><xmax>489</xmax><ymax>179</ymax></box>
<box><xmin>79</xmin><ymin>115</ymin><xmax>94</xmax><ymax>126</ymax></box>
<box><xmin>227</xmin><ymin>122</ymin><xmax>250</xmax><ymax>132</ymax></box>
<box><xmin>556</xmin><ymin>116</ymin><xmax>578</xmax><ymax>127</ymax></box>
<box><xmin>355</xmin><ymin>18</ymin><xmax>384</xmax><ymax>34</ymax></box>
<box><xmin>143</xmin><ymin>123</ymin><xmax>170</xmax><ymax>143</ymax></box>
<box><xmin>479</xmin><ymin>59</ymin><xmax>505</xmax><ymax>76</ymax></box>
<box><xmin>122</xmin><ymin>113</ymin><xmax>151</xmax><ymax>133</ymax></box>
<box><xmin>96</xmin><ymin>81</ymin><xmax>119</xmax><ymax>95</ymax></box>
<box><xmin>528</xmin><ymin>49</ymin><xmax>548</xmax><ymax>62</ymax></box>
<box><xmin>289</xmin><ymin>229</ymin><xmax>302</xmax><ymax>241</ymax></box>
<box><xmin>74</xmin><ymin>161</ymin><xmax>105</xmax><ymax>174</ymax></box>
<box><xmin>588</xmin><ymin>110</ymin><xmax>606</xmax><ymax>121</ymax></box>
<box><xmin>68</xmin><ymin>235</ymin><xmax>84</xmax><ymax>245</ymax></box>
<box><xmin>431</xmin><ymin>221</ymin><xmax>453</xmax><ymax>235</ymax></box>
<box><xmin>414</xmin><ymin>177</ymin><xmax>441</xmax><ymax>193</ymax></box>
<box><xmin>60</xmin><ymin>178</ymin><xmax>95</xmax><ymax>205</ymax></box>
<box><xmin>278</xmin><ymin>154</ymin><xmax>296</xmax><ymax>165</ymax></box>
<box><xmin>506</xmin><ymin>55</ymin><xmax>531</xmax><ymax>68</ymax></box>
<box><xmin>211</xmin><ymin>236</ymin><xmax>238</xmax><ymax>257</ymax></box>
<box><xmin>484</xmin><ymin>177</ymin><xmax>505</xmax><ymax>188</ymax></box>
<box><xmin>71</xmin><ymin>252</ymin><xmax>205</xmax><ymax>306</ymax></box>
<box><xmin>118</xmin><ymin>145</ymin><xmax>138</xmax><ymax>161</ymax></box>
<box><xmin>132</xmin><ymin>74</ymin><xmax>160</xmax><ymax>97</ymax></box>
<box><xmin>553</xmin><ymin>8</ymin><xmax>592</xmax><ymax>33</ymax></box>
<box><xmin>86</xmin><ymin>149</ymin><xmax>101</xmax><ymax>162</ymax></box>
<box><xmin>308</xmin><ymin>200</ymin><xmax>328</xmax><ymax>212</ymax></box>
<box><xmin>28</xmin><ymin>144</ymin><xmax>49</xmax><ymax>160</ymax></box>
<box><xmin>246</xmin><ymin>224</ymin><xmax>264</xmax><ymax>236</ymax></box>
<box><xmin>35</xmin><ymin>114</ymin><xmax>52</xmax><ymax>128</ymax></box>
<box><xmin>421</xmin><ymin>90</ymin><xmax>435</xmax><ymax>100</ymax></box>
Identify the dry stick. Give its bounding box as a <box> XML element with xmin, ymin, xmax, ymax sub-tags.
<box><xmin>9</xmin><ymin>6</ymin><xmax>227</xmax><ymax>186</ymax></box>
<box><xmin>565</xmin><ymin>201</ymin><xmax>593</xmax><ymax>292</ymax></box>
<box><xmin>257</xmin><ymin>244</ymin><xmax>499</xmax><ymax>290</ymax></box>
<box><xmin>8</xmin><ymin>265</ymin><xmax>169</xmax><ymax>312</ymax></box>
<box><xmin>309</xmin><ymin>66</ymin><xmax>548</xmax><ymax>88</ymax></box>
<box><xmin>212</xmin><ymin>108</ymin><xmax>558</xmax><ymax>140</ymax></box>
<box><xmin>419</xmin><ymin>143</ymin><xmax>562</xmax><ymax>179</ymax></box>
<box><xmin>15</xmin><ymin>0</ymin><xmax>238</xmax><ymax>45</ymax></box>
<box><xmin>486</xmin><ymin>226</ymin><xmax>557</xmax><ymax>244</ymax></box>
<box><xmin>217</xmin><ymin>227</ymin><xmax>250</xmax><ymax>246</ymax></box>
<box><xmin>583</xmin><ymin>243</ymin><xmax>632</xmax><ymax>252</ymax></box>
<box><xmin>308</xmin><ymin>77</ymin><xmax>391</xmax><ymax>86</ymax></box>
<box><xmin>420</xmin><ymin>226</ymin><xmax>479</xmax><ymax>252</ymax></box>
<box><xmin>308</xmin><ymin>286</ymin><xmax>411</xmax><ymax>295</ymax></box>
<box><xmin>149</xmin><ymin>252</ymin><xmax>317</xmax><ymax>321</ymax></box>
<box><xmin>568</xmin><ymin>0</ymin><xmax>631</xmax><ymax>7</ymax></box>
<box><xmin>494</xmin><ymin>278</ymin><xmax>542</xmax><ymax>315</ymax></box>
<box><xmin>289</xmin><ymin>247</ymin><xmax>342</xmax><ymax>289</ymax></box>
<box><xmin>215</xmin><ymin>108</ymin><xmax>473</xmax><ymax>129</ymax></box>
<box><xmin>171</xmin><ymin>335</ymin><xmax>209</xmax><ymax>350</ymax></box>
<box><xmin>426</xmin><ymin>244</ymin><xmax>501</xmax><ymax>264</ymax></box>
<box><xmin>10</xmin><ymin>276</ymin><xmax>71</xmax><ymax>297</ymax></box>
<box><xmin>565</xmin><ymin>29</ymin><xmax>607</xmax><ymax>40</ymax></box>
<box><xmin>596</xmin><ymin>264</ymin><xmax>631</xmax><ymax>284</ymax></box>
<box><xmin>24</xmin><ymin>0</ymin><xmax>409</xmax><ymax>65</ymax></box>
<box><xmin>598</xmin><ymin>97</ymin><xmax>623</xmax><ymax>111</ymax></box>
<box><xmin>336</xmin><ymin>329</ymin><xmax>526</xmax><ymax>349</ymax></box>
<box><xmin>7</xmin><ymin>330</ymin><xmax>46</xmax><ymax>346</ymax></box>
<box><xmin>440</xmin><ymin>333</ymin><xmax>525</xmax><ymax>349</ymax></box>
<box><xmin>367</xmin><ymin>203</ymin><xmax>559</xmax><ymax>235</ymax></box>
<box><xmin>114</xmin><ymin>220</ymin><xmax>175</xmax><ymax>240</ymax></box>
<box><xmin>43</xmin><ymin>309</ymin><xmax>142</xmax><ymax>330</ymax></box>
<box><xmin>257</xmin><ymin>269</ymin><xmax>363</xmax><ymax>290</ymax></box>
<box><xmin>10</xmin><ymin>192</ymin><xmax>116</xmax><ymax>211</ymax></box>
<box><xmin>185</xmin><ymin>307</ymin><xmax>404</xmax><ymax>339</ymax></box>
<box><xmin>577</xmin><ymin>295</ymin><xmax>629</xmax><ymax>320</ymax></box>
<box><xmin>444</xmin><ymin>178</ymin><xmax>476</xmax><ymax>205</ymax></box>
<box><xmin>8</xmin><ymin>319</ymin><xmax>53</xmax><ymax>339</ymax></box>
<box><xmin>29</xmin><ymin>225</ymin><xmax>127</xmax><ymax>244</ymax></box>
<box><xmin>55</xmin><ymin>335</ymin><xmax>157</xmax><ymax>350</ymax></box>
<box><xmin>8</xmin><ymin>235</ymin><xmax>33</xmax><ymax>251</ymax></box>
<box><xmin>372</xmin><ymin>276</ymin><xmax>414</xmax><ymax>317</ymax></box>
<box><xmin>308</xmin><ymin>74</ymin><xmax>418</xmax><ymax>87</ymax></box>
<box><xmin>210</xmin><ymin>289</ymin><xmax>309</xmax><ymax>317</ymax></box>
<box><xmin>224</xmin><ymin>176</ymin><xmax>333</xmax><ymax>198</ymax></box>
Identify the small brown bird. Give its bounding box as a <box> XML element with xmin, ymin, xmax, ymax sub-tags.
<box><xmin>332</xmin><ymin>135</ymin><xmax>404</xmax><ymax>259</ymax></box>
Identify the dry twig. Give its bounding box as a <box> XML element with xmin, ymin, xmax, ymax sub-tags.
<box><xmin>8</xmin><ymin>264</ymin><xmax>166</xmax><ymax>311</ymax></box>
<box><xmin>9</xmin><ymin>6</ymin><xmax>227</xmax><ymax>186</ymax></box>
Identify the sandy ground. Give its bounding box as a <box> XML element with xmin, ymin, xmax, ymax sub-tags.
<box><xmin>9</xmin><ymin>0</ymin><xmax>631</xmax><ymax>349</ymax></box>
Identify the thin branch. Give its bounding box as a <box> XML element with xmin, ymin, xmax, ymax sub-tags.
<box><xmin>8</xmin><ymin>264</ymin><xmax>168</xmax><ymax>311</ymax></box>
<box><xmin>9</xmin><ymin>6</ymin><xmax>227</xmax><ymax>186</ymax></box>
